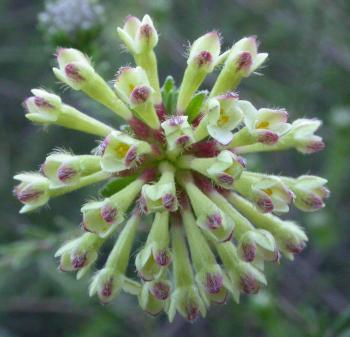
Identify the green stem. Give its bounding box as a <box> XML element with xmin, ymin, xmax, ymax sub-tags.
<box><xmin>135</xmin><ymin>51</ymin><xmax>162</xmax><ymax>105</ymax></box>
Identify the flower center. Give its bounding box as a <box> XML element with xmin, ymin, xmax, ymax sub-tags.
<box><xmin>114</xmin><ymin>143</ymin><xmax>130</xmax><ymax>158</ymax></box>
<box><xmin>263</xmin><ymin>188</ymin><xmax>273</xmax><ymax>196</ymax></box>
<box><xmin>129</xmin><ymin>84</ymin><xmax>135</xmax><ymax>94</ymax></box>
<box><xmin>218</xmin><ymin>109</ymin><xmax>229</xmax><ymax>126</ymax></box>
<box><xmin>256</xmin><ymin>120</ymin><xmax>270</xmax><ymax>129</ymax></box>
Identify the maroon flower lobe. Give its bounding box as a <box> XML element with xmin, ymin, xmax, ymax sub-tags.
<box><xmin>57</xmin><ymin>165</ymin><xmax>77</xmax><ymax>182</ymax></box>
<box><xmin>242</xmin><ymin>243</ymin><xmax>257</xmax><ymax>262</ymax></box>
<box><xmin>196</xmin><ymin>51</ymin><xmax>213</xmax><ymax>66</ymax></box>
<box><xmin>151</xmin><ymin>282</ymin><xmax>170</xmax><ymax>300</ymax></box>
<box><xmin>237</xmin><ymin>52</ymin><xmax>253</xmax><ymax>71</ymax></box>
<box><xmin>305</xmin><ymin>140</ymin><xmax>325</xmax><ymax>153</ymax></box>
<box><xmin>34</xmin><ymin>96</ymin><xmax>54</xmax><ymax>109</ymax></box>
<box><xmin>217</xmin><ymin>173</ymin><xmax>234</xmax><ymax>186</ymax></box>
<box><xmin>206</xmin><ymin>213</ymin><xmax>222</xmax><ymax>229</ymax></box>
<box><xmin>154</xmin><ymin>249</ymin><xmax>171</xmax><ymax>266</ymax></box>
<box><xmin>131</xmin><ymin>86</ymin><xmax>151</xmax><ymax>105</ymax></box>
<box><xmin>240</xmin><ymin>275</ymin><xmax>260</xmax><ymax>294</ymax></box>
<box><xmin>101</xmin><ymin>278</ymin><xmax>113</xmax><ymax>298</ymax></box>
<box><xmin>162</xmin><ymin>193</ymin><xmax>177</xmax><ymax>211</ymax></box>
<box><xmin>205</xmin><ymin>273</ymin><xmax>223</xmax><ymax>294</ymax></box>
<box><xmin>65</xmin><ymin>64</ymin><xmax>85</xmax><ymax>81</ymax></box>
<box><xmin>125</xmin><ymin>146</ymin><xmax>138</xmax><ymax>166</ymax></box>
<box><xmin>286</xmin><ymin>241</ymin><xmax>306</xmax><ymax>254</ymax></box>
<box><xmin>72</xmin><ymin>253</ymin><xmax>87</xmax><ymax>269</ymax></box>
<box><xmin>15</xmin><ymin>187</ymin><xmax>43</xmax><ymax>203</ymax></box>
<box><xmin>256</xmin><ymin>197</ymin><xmax>274</xmax><ymax>213</ymax></box>
<box><xmin>257</xmin><ymin>131</ymin><xmax>279</xmax><ymax>145</ymax></box>
<box><xmin>100</xmin><ymin>204</ymin><xmax>117</xmax><ymax>223</ymax></box>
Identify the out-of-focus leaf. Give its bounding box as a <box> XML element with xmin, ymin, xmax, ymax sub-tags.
<box><xmin>186</xmin><ymin>90</ymin><xmax>208</xmax><ymax>122</ymax></box>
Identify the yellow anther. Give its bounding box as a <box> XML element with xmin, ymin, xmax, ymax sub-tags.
<box><xmin>218</xmin><ymin>111</ymin><xmax>229</xmax><ymax>126</ymax></box>
<box><xmin>114</xmin><ymin>143</ymin><xmax>130</xmax><ymax>158</ymax></box>
<box><xmin>256</xmin><ymin>120</ymin><xmax>270</xmax><ymax>129</ymax></box>
<box><xmin>263</xmin><ymin>188</ymin><xmax>273</xmax><ymax>196</ymax></box>
<box><xmin>129</xmin><ymin>84</ymin><xmax>135</xmax><ymax>94</ymax></box>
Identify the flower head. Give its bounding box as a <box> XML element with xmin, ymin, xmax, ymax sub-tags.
<box><xmin>14</xmin><ymin>14</ymin><xmax>328</xmax><ymax>322</ymax></box>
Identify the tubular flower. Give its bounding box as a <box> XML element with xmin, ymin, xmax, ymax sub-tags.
<box><xmin>14</xmin><ymin>14</ymin><xmax>328</xmax><ymax>322</ymax></box>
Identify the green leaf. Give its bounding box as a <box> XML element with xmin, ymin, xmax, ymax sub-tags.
<box><xmin>186</xmin><ymin>90</ymin><xmax>208</xmax><ymax>122</ymax></box>
<box><xmin>161</xmin><ymin>76</ymin><xmax>178</xmax><ymax>115</ymax></box>
<box><xmin>99</xmin><ymin>175</ymin><xmax>138</xmax><ymax>197</ymax></box>
<box><xmin>162</xmin><ymin>75</ymin><xmax>175</xmax><ymax>96</ymax></box>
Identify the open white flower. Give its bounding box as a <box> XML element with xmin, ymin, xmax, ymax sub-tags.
<box><xmin>206</xmin><ymin>92</ymin><xmax>243</xmax><ymax>144</ymax></box>
<box><xmin>100</xmin><ymin>131</ymin><xmax>151</xmax><ymax>173</ymax></box>
<box><xmin>239</xmin><ymin>101</ymin><xmax>291</xmax><ymax>144</ymax></box>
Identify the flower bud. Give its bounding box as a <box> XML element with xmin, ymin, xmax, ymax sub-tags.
<box><xmin>138</xmin><ymin>280</ymin><xmax>171</xmax><ymax>316</ymax></box>
<box><xmin>205</xmin><ymin>93</ymin><xmax>243</xmax><ymax>145</ymax></box>
<box><xmin>114</xmin><ymin>66</ymin><xmax>160</xmax><ymax>128</ymax></box>
<box><xmin>187</xmin><ymin>31</ymin><xmax>221</xmax><ymax>71</ymax></box>
<box><xmin>217</xmin><ymin>242</ymin><xmax>267</xmax><ymax>302</ymax></box>
<box><xmin>277</xmin><ymin>221</ymin><xmax>308</xmax><ymax>258</ymax></box>
<box><xmin>55</xmin><ymin>233</ymin><xmax>103</xmax><ymax>279</ymax></box>
<box><xmin>182</xmin><ymin>208</ymin><xmax>231</xmax><ymax>305</ymax></box>
<box><xmin>23</xmin><ymin>89</ymin><xmax>62</xmax><ymax>124</ymax></box>
<box><xmin>117</xmin><ymin>15</ymin><xmax>158</xmax><ymax>55</ymax></box>
<box><xmin>210</xmin><ymin>36</ymin><xmax>268</xmax><ymax>96</ymax></box>
<box><xmin>141</xmin><ymin>162</ymin><xmax>177</xmax><ymax>213</ymax></box>
<box><xmin>168</xmin><ymin>224</ymin><xmax>206</xmax><ymax>322</ymax></box>
<box><xmin>181</xmin><ymin>150</ymin><xmax>245</xmax><ymax>189</ymax></box>
<box><xmin>238</xmin><ymin>229</ymin><xmax>279</xmax><ymax>263</ymax></box>
<box><xmin>13</xmin><ymin>173</ymin><xmax>50</xmax><ymax>213</ymax></box>
<box><xmin>41</xmin><ymin>152</ymin><xmax>101</xmax><ymax>187</ymax></box>
<box><xmin>23</xmin><ymin>89</ymin><xmax>113</xmax><ymax>136</ymax></box>
<box><xmin>89</xmin><ymin>213</ymin><xmax>140</xmax><ymax>302</ymax></box>
<box><xmin>231</xmin><ymin>37</ymin><xmax>268</xmax><ymax>77</ymax></box>
<box><xmin>53</xmin><ymin>49</ymin><xmax>133</xmax><ymax>120</ymax></box>
<box><xmin>177</xmin><ymin>31</ymin><xmax>221</xmax><ymax>112</ymax></box>
<box><xmin>289</xmin><ymin>119</ymin><xmax>325</xmax><ymax>154</ymax></box>
<box><xmin>251</xmin><ymin>177</ymin><xmax>294</xmax><ymax>213</ymax></box>
<box><xmin>161</xmin><ymin>115</ymin><xmax>195</xmax><ymax>151</ymax></box>
<box><xmin>100</xmin><ymin>131</ymin><xmax>151</xmax><ymax>173</ymax></box>
<box><xmin>234</xmin><ymin>174</ymin><xmax>294</xmax><ymax>213</ymax></box>
<box><xmin>179</xmin><ymin>173</ymin><xmax>234</xmax><ymax>242</ymax></box>
<box><xmin>89</xmin><ymin>268</ymin><xmax>123</xmax><ymax>303</ymax></box>
<box><xmin>289</xmin><ymin>175</ymin><xmax>329</xmax><ymax>212</ymax></box>
<box><xmin>135</xmin><ymin>212</ymin><xmax>171</xmax><ymax>280</ymax></box>
<box><xmin>227</xmin><ymin>192</ymin><xmax>309</xmax><ymax>260</ymax></box>
<box><xmin>115</xmin><ymin>67</ymin><xmax>153</xmax><ymax>106</ymax></box>
<box><xmin>82</xmin><ymin>179</ymin><xmax>144</xmax><ymax>237</ymax></box>
<box><xmin>136</xmin><ymin>15</ymin><xmax>158</xmax><ymax>53</ymax></box>
<box><xmin>168</xmin><ymin>285</ymin><xmax>207</xmax><ymax>322</ymax></box>
<box><xmin>239</xmin><ymin>101</ymin><xmax>291</xmax><ymax>145</ymax></box>
<box><xmin>53</xmin><ymin>48</ymin><xmax>94</xmax><ymax>90</ymax></box>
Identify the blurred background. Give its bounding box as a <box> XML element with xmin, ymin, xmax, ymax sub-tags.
<box><xmin>1</xmin><ymin>0</ymin><xmax>350</xmax><ymax>336</ymax></box>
